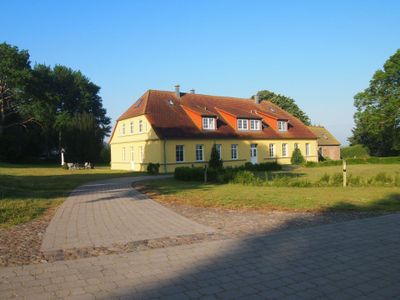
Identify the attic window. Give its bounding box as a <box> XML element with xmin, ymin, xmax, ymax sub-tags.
<box><xmin>168</xmin><ymin>99</ymin><xmax>174</xmax><ymax>105</ymax></box>
<box><xmin>202</xmin><ymin>117</ymin><xmax>215</xmax><ymax>130</ymax></box>
<box><xmin>278</xmin><ymin>120</ymin><xmax>287</xmax><ymax>132</ymax></box>
<box><xmin>237</xmin><ymin>119</ymin><xmax>248</xmax><ymax>130</ymax></box>
<box><xmin>250</xmin><ymin>119</ymin><xmax>261</xmax><ymax>130</ymax></box>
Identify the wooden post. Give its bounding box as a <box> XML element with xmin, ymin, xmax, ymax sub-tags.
<box><xmin>204</xmin><ymin>165</ymin><xmax>208</xmax><ymax>183</ymax></box>
<box><xmin>343</xmin><ymin>159</ymin><xmax>347</xmax><ymax>187</ymax></box>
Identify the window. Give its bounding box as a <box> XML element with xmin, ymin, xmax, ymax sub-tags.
<box><xmin>139</xmin><ymin>120</ymin><xmax>143</xmax><ymax>133</ymax></box>
<box><xmin>122</xmin><ymin>123</ymin><xmax>126</xmax><ymax>135</ymax></box>
<box><xmin>231</xmin><ymin>144</ymin><xmax>238</xmax><ymax>160</ymax></box>
<box><xmin>122</xmin><ymin>147</ymin><xmax>126</xmax><ymax>161</ymax></box>
<box><xmin>202</xmin><ymin>117</ymin><xmax>215</xmax><ymax>130</ymax></box>
<box><xmin>130</xmin><ymin>146</ymin><xmax>134</xmax><ymax>161</ymax></box>
<box><xmin>237</xmin><ymin>119</ymin><xmax>248</xmax><ymax>130</ymax></box>
<box><xmin>306</xmin><ymin>143</ymin><xmax>310</xmax><ymax>157</ymax></box>
<box><xmin>130</xmin><ymin>122</ymin><xmax>134</xmax><ymax>134</ymax></box>
<box><xmin>216</xmin><ymin>144</ymin><xmax>222</xmax><ymax>159</ymax></box>
<box><xmin>250</xmin><ymin>119</ymin><xmax>261</xmax><ymax>130</ymax></box>
<box><xmin>176</xmin><ymin>145</ymin><xmax>184</xmax><ymax>162</ymax></box>
<box><xmin>278</xmin><ymin>121</ymin><xmax>287</xmax><ymax>132</ymax></box>
<box><xmin>282</xmin><ymin>143</ymin><xmax>288</xmax><ymax>157</ymax></box>
<box><xmin>138</xmin><ymin>146</ymin><xmax>144</xmax><ymax>163</ymax></box>
<box><xmin>269</xmin><ymin>144</ymin><xmax>275</xmax><ymax>157</ymax></box>
<box><xmin>195</xmin><ymin>144</ymin><xmax>204</xmax><ymax>161</ymax></box>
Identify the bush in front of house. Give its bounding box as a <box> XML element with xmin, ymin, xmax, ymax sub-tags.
<box><xmin>209</xmin><ymin>144</ymin><xmax>223</xmax><ymax>169</ymax></box>
<box><xmin>147</xmin><ymin>163</ymin><xmax>160</xmax><ymax>175</ymax></box>
<box><xmin>291</xmin><ymin>148</ymin><xmax>305</xmax><ymax>165</ymax></box>
<box><xmin>242</xmin><ymin>162</ymin><xmax>282</xmax><ymax>172</ymax></box>
<box><xmin>174</xmin><ymin>167</ymin><xmax>205</xmax><ymax>181</ymax></box>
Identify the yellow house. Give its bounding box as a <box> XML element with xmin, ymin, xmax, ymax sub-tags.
<box><xmin>110</xmin><ymin>86</ymin><xmax>318</xmax><ymax>172</ymax></box>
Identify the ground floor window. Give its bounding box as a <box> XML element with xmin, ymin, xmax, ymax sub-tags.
<box><xmin>306</xmin><ymin>143</ymin><xmax>310</xmax><ymax>157</ymax></box>
<box><xmin>138</xmin><ymin>146</ymin><xmax>144</xmax><ymax>163</ymax></box>
<box><xmin>269</xmin><ymin>144</ymin><xmax>275</xmax><ymax>157</ymax></box>
<box><xmin>130</xmin><ymin>146</ymin><xmax>134</xmax><ymax>161</ymax></box>
<box><xmin>216</xmin><ymin>144</ymin><xmax>222</xmax><ymax>159</ymax></box>
<box><xmin>122</xmin><ymin>147</ymin><xmax>126</xmax><ymax>161</ymax></box>
<box><xmin>231</xmin><ymin>144</ymin><xmax>238</xmax><ymax>160</ymax></box>
<box><xmin>195</xmin><ymin>144</ymin><xmax>204</xmax><ymax>161</ymax></box>
<box><xmin>176</xmin><ymin>145</ymin><xmax>184</xmax><ymax>162</ymax></box>
<box><xmin>282</xmin><ymin>143</ymin><xmax>288</xmax><ymax>157</ymax></box>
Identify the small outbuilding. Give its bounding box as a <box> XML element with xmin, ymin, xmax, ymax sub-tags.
<box><xmin>308</xmin><ymin>126</ymin><xmax>341</xmax><ymax>160</ymax></box>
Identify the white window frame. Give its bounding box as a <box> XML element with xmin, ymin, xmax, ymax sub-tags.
<box><xmin>278</xmin><ymin>120</ymin><xmax>287</xmax><ymax>132</ymax></box>
<box><xmin>250</xmin><ymin>119</ymin><xmax>261</xmax><ymax>130</ymax></box>
<box><xmin>130</xmin><ymin>121</ymin><xmax>134</xmax><ymax>134</ymax></box>
<box><xmin>282</xmin><ymin>143</ymin><xmax>288</xmax><ymax>157</ymax></box>
<box><xmin>130</xmin><ymin>146</ymin><xmax>134</xmax><ymax>161</ymax></box>
<box><xmin>139</xmin><ymin>120</ymin><xmax>143</xmax><ymax>133</ymax></box>
<box><xmin>195</xmin><ymin>144</ymin><xmax>204</xmax><ymax>161</ymax></box>
<box><xmin>176</xmin><ymin>145</ymin><xmax>184</xmax><ymax>162</ymax></box>
<box><xmin>269</xmin><ymin>144</ymin><xmax>275</xmax><ymax>158</ymax></box>
<box><xmin>122</xmin><ymin>147</ymin><xmax>126</xmax><ymax>161</ymax></box>
<box><xmin>138</xmin><ymin>146</ymin><xmax>144</xmax><ymax>163</ymax></box>
<box><xmin>216</xmin><ymin>144</ymin><xmax>222</xmax><ymax>159</ymax></box>
<box><xmin>237</xmin><ymin>119</ymin><xmax>248</xmax><ymax>130</ymax></box>
<box><xmin>122</xmin><ymin>123</ymin><xmax>126</xmax><ymax>135</ymax></box>
<box><xmin>306</xmin><ymin>143</ymin><xmax>310</xmax><ymax>157</ymax></box>
<box><xmin>202</xmin><ymin>117</ymin><xmax>215</xmax><ymax>130</ymax></box>
<box><xmin>231</xmin><ymin>144</ymin><xmax>238</xmax><ymax>160</ymax></box>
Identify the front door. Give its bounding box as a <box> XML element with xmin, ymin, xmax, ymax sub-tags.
<box><xmin>250</xmin><ymin>144</ymin><xmax>258</xmax><ymax>164</ymax></box>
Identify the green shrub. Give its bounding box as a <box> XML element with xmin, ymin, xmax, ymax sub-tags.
<box><xmin>147</xmin><ymin>163</ymin><xmax>160</xmax><ymax>175</ymax></box>
<box><xmin>373</xmin><ymin>172</ymin><xmax>393</xmax><ymax>185</ymax></box>
<box><xmin>231</xmin><ymin>171</ymin><xmax>257</xmax><ymax>185</ymax></box>
<box><xmin>174</xmin><ymin>167</ymin><xmax>205</xmax><ymax>181</ymax></box>
<box><xmin>291</xmin><ymin>148</ymin><xmax>305</xmax><ymax>165</ymax></box>
<box><xmin>341</xmin><ymin>144</ymin><xmax>369</xmax><ymax>159</ymax></box>
<box><xmin>347</xmin><ymin>174</ymin><xmax>363</xmax><ymax>186</ymax></box>
<box><xmin>209</xmin><ymin>144</ymin><xmax>223</xmax><ymax>169</ymax></box>
<box><xmin>61</xmin><ymin>164</ymin><xmax>69</xmax><ymax>170</ymax></box>
<box><xmin>331</xmin><ymin>173</ymin><xmax>343</xmax><ymax>186</ymax></box>
<box><xmin>242</xmin><ymin>162</ymin><xmax>282</xmax><ymax>172</ymax></box>
<box><xmin>317</xmin><ymin>173</ymin><xmax>330</xmax><ymax>186</ymax></box>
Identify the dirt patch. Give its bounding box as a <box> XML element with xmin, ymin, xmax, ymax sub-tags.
<box><xmin>0</xmin><ymin>206</ymin><xmax>58</xmax><ymax>267</ymax></box>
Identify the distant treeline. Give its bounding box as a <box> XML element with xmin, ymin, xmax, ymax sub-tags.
<box><xmin>0</xmin><ymin>43</ymin><xmax>111</xmax><ymax>163</ymax></box>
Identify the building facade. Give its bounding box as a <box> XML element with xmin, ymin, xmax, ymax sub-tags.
<box><xmin>110</xmin><ymin>87</ymin><xmax>319</xmax><ymax>172</ymax></box>
<box><xmin>308</xmin><ymin>126</ymin><xmax>341</xmax><ymax>160</ymax></box>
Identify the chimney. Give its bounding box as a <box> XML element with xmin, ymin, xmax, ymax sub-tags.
<box><xmin>190</xmin><ymin>89</ymin><xmax>195</xmax><ymax>94</ymax></box>
<box><xmin>175</xmin><ymin>85</ymin><xmax>180</xmax><ymax>99</ymax></box>
<box><xmin>255</xmin><ymin>94</ymin><xmax>260</xmax><ymax>104</ymax></box>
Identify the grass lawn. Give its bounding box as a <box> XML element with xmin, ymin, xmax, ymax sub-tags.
<box><xmin>0</xmin><ymin>163</ymin><xmax>137</xmax><ymax>228</ymax></box>
<box><xmin>139</xmin><ymin>164</ymin><xmax>400</xmax><ymax>212</ymax></box>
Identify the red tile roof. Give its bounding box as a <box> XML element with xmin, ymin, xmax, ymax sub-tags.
<box><xmin>115</xmin><ymin>90</ymin><xmax>317</xmax><ymax>140</ymax></box>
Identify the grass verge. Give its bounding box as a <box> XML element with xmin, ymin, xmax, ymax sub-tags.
<box><xmin>0</xmin><ymin>163</ymin><xmax>137</xmax><ymax>228</ymax></box>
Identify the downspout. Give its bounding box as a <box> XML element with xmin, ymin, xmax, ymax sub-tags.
<box><xmin>163</xmin><ymin>139</ymin><xmax>167</xmax><ymax>173</ymax></box>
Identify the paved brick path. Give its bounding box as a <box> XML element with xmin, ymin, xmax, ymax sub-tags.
<box><xmin>1</xmin><ymin>213</ymin><xmax>399</xmax><ymax>299</ymax></box>
<box><xmin>41</xmin><ymin>176</ymin><xmax>214</xmax><ymax>253</ymax></box>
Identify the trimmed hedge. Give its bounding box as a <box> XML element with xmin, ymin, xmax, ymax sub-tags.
<box><xmin>306</xmin><ymin>156</ymin><xmax>400</xmax><ymax>168</ymax></box>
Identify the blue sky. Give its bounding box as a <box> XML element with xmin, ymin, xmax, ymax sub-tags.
<box><xmin>2</xmin><ymin>0</ymin><xmax>400</xmax><ymax>144</ymax></box>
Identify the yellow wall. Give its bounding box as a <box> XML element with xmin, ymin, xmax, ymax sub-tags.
<box><xmin>110</xmin><ymin>117</ymin><xmax>318</xmax><ymax>172</ymax></box>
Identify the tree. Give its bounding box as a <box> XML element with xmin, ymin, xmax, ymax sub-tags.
<box><xmin>0</xmin><ymin>43</ymin><xmax>32</xmax><ymax>136</ymax></box>
<box><xmin>209</xmin><ymin>144</ymin><xmax>223</xmax><ymax>169</ymax></box>
<box><xmin>350</xmin><ymin>49</ymin><xmax>400</xmax><ymax>156</ymax></box>
<box><xmin>291</xmin><ymin>148</ymin><xmax>305</xmax><ymax>165</ymax></box>
<box><xmin>255</xmin><ymin>90</ymin><xmax>311</xmax><ymax>125</ymax></box>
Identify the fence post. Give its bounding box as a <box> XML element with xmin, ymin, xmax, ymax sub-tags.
<box><xmin>343</xmin><ymin>159</ymin><xmax>347</xmax><ymax>187</ymax></box>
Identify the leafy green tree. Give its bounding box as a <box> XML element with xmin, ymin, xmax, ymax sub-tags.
<box><xmin>291</xmin><ymin>148</ymin><xmax>305</xmax><ymax>165</ymax></box>
<box><xmin>351</xmin><ymin>49</ymin><xmax>400</xmax><ymax>156</ymax></box>
<box><xmin>255</xmin><ymin>90</ymin><xmax>311</xmax><ymax>125</ymax></box>
<box><xmin>209</xmin><ymin>144</ymin><xmax>223</xmax><ymax>169</ymax></box>
<box><xmin>0</xmin><ymin>43</ymin><xmax>31</xmax><ymax>136</ymax></box>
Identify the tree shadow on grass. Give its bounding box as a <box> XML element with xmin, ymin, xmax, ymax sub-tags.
<box><xmin>109</xmin><ymin>193</ymin><xmax>400</xmax><ymax>299</ymax></box>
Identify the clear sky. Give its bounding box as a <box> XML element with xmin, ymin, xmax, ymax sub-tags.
<box><xmin>2</xmin><ymin>0</ymin><xmax>400</xmax><ymax>144</ymax></box>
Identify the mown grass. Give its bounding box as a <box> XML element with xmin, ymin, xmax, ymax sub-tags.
<box><xmin>0</xmin><ymin>163</ymin><xmax>137</xmax><ymax>228</ymax></box>
<box><xmin>140</xmin><ymin>164</ymin><xmax>400</xmax><ymax>212</ymax></box>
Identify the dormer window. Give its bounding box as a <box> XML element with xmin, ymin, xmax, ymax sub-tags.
<box><xmin>278</xmin><ymin>120</ymin><xmax>287</xmax><ymax>132</ymax></box>
<box><xmin>237</xmin><ymin>119</ymin><xmax>248</xmax><ymax>130</ymax></box>
<box><xmin>202</xmin><ymin>117</ymin><xmax>215</xmax><ymax>130</ymax></box>
<box><xmin>250</xmin><ymin>119</ymin><xmax>261</xmax><ymax>131</ymax></box>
